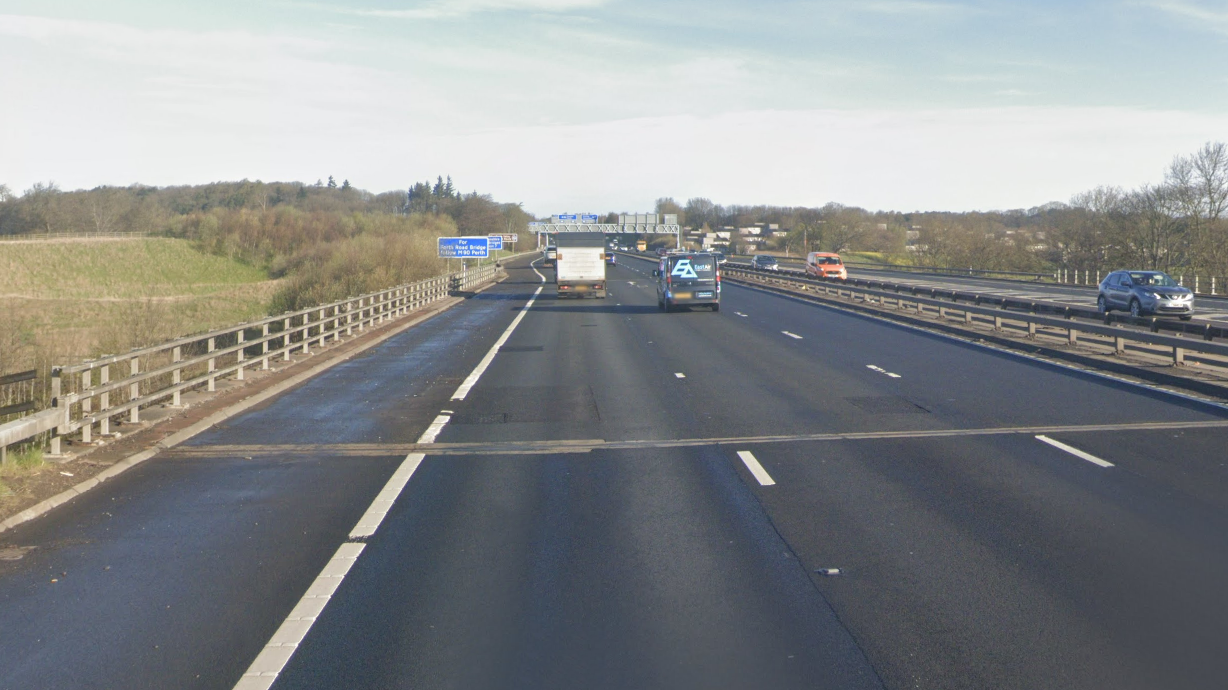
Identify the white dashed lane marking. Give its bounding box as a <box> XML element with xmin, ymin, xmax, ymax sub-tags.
<box><xmin>1035</xmin><ymin>435</ymin><xmax>1114</xmax><ymax>468</ymax></box>
<box><xmin>675</xmin><ymin>372</ymin><xmax>686</xmax><ymax>379</ymax></box>
<box><xmin>736</xmin><ymin>450</ymin><xmax>776</xmax><ymax>486</ymax></box>
<box><xmin>866</xmin><ymin>364</ymin><xmax>902</xmax><ymax>378</ymax></box>
<box><xmin>782</xmin><ymin>331</ymin><xmax>803</xmax><ymax>339</ymax></box>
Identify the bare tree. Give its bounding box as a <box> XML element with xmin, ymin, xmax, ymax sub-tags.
<box><xmin>1167</xmin><ymin>142</ymin><xmax>1228</xmax><ymax>274</ymax></box>
<box><xmin>1119</xmin><ymin>184</ymin><xmax>1183</xmax><ymax>271</ymax></box>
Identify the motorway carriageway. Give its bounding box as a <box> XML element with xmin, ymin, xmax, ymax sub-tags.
<box><xmin>736</xmin><ymin>258</ymin><xmax>1228</xmax><ymax>325</ymax></box>
<box><xmin>3</xmin><ymin>255</ymin><xmax>1228</xmax><ymax>689</ymax></box>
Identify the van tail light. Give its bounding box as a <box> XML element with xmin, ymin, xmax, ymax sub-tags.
<box><xmin>595</xmin><ymin>283</ymin><xmax>603</xmax><ymax>289</ymax></box>
<box><xmin>666</xmin><ymin>276</ymin><xmax>672</xmax><ymax>287</ymax></box>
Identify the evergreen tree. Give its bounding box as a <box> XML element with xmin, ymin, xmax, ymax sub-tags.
<box><xmin>327</xmin><ymin>176</ymin><xmax>337</xmax><ymax>189</ymax></box>
<box><xmin>341</xmin><ymin>179</ymin><xmax>351</xmax><ymax>191</ymax></box>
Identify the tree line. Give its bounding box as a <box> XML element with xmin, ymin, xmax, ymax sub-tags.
<box><xmin>0</xmin><ymin>177</ymin><xmax>535</xmax><ymax>312</ymax></box>
<box><xmin>639</xmin><ymin>142</ymin><xmax>1228</xmax><ymax>277</ymax></box>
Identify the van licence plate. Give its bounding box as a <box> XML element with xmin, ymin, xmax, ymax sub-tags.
<box><xmin>696</xmin><ymin>291</ymin><xmax>713</xmax><ymax>298</ymax></box>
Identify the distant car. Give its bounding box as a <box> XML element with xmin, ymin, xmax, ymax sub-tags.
<box><xmin>750</xmin><ymin>254</ymin><xmax>779</xmax><ymax>271</ymax></box>
<box><xmin>806</xmin><ymin>252</ymin><xmax>847</xmax><ymax>280</ymax></box>
<box><xmin>544</xmin><ymin>245</ymin><xmax>557</xmax><ymax>266</ymax></box>
<box><xmin>1098</xmin><ymin>270</ymin><xmax>1194</xmax><ymax>320</ymax></box>
<box><xmin>656</xmin><ymin>247</ymin><xmax>670</xmax><ymax>257</ymax></box>
<box><xmin>606</xmin><ymin>251</ymin><xmax>617</xmax><ymax>265</ymax></box>
<box><xmin>712</xmin><ymin>251</ymin><xmax>727</xmax><ymax>265</ymax></box>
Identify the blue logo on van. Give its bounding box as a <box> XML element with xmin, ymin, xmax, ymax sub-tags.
<box><xmin>670</xmin><ymin>259</ymin><xmax>698</xmax><ymax>279</ymax></box>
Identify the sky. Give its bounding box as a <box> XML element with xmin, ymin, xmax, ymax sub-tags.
<box><xmin>2</xmin><ymin>0</ymin><xmax>1227</xmax><ymax>215</ymax></box>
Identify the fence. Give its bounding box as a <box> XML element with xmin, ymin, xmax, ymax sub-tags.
<box><xmin>0</xmin><ymin>231</ymin><xmax>155</xmax><ymax>242</ymax></box>
<box><xmin>0</xmin><ymin>261</ymin><xmax>511</xmax><ymax>461</ymax></box>
<box><xmin>0</xmin><ymin>370</ymin><xmax>38</xmax><ymax>466</ymax></box>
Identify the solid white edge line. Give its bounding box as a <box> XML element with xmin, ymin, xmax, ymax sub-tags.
<box><xmin>348</xmin><ymin>452</ymin><xmax>426</xmax><ymax>539</ymax></box>
<box><xmin>416</xmin><ymin>414</ymin><xmax>452</xmax><ymax>444</ymax></box>
<box><xmin>782</xmin><ymin>331</ymin><xmax>802</xmax><ymax>339</ymax></box>
<box><xmin>736</xmin><ymin>450</ymin><xmax>776</xmax><ymax>486</ymax></box>
<box><xmin>234</xmin><ymin>543</ymin><xmax>366</xmax><ymax>690</ymax></box>
<box><xmin>1035</xmin><ymin>435</ymin><xmax>1115</xmax><ymax>468</ymax></box>
<box><xmin>451</xmin><ymin>285</ymin><xmax>543</xmax><ymax>401</ymax></box>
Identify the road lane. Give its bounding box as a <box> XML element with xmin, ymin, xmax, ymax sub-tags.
<box><xmin>4</xmin><ymin>254</ymin><xmax>1228</xmax><ymax>689</ymax></box>
<box><xmin>0</xmin><ymin>265</ymin><xmax>543</xmax><ymax>690</ymax></box>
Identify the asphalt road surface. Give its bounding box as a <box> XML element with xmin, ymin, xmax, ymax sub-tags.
<box><xmin>728</xmin><ymin>256</ymin><xmax>1228</xmax><ymax>324</ymax></box>
<box><xmin>3</xmin><ymin>254</ymin><xmax>1228</xmax><ymax>689</ymax></box>
<box><xmin>846</xmin><ymin>265</ymin><xmax>1228</xmax><ymax>324</ymax></box>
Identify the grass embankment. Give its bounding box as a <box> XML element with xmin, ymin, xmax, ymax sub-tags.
<box><xmin>0</xmin><ymin>237</ymin><xmax>278</xmax><ymax>365</ymax></box>
<box><xmin>0</xmin><ymin>447</ymin><xmax>43</xmax><ymax>498</ymax></box>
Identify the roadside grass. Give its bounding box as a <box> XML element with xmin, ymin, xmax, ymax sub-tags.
<box><xmin>0</xmin><ymin>445</ymin><xmax>45</xmax><ymax>497</ymax></box>
<box><xmin>0</xmin><ymin>237</ymin><xmax>268</xmax><ymax>300</ymax></box>
<box><xmin>0</xmin><ymin>238</ymin><xmax>277</xmax><ymax>362</ymax></box>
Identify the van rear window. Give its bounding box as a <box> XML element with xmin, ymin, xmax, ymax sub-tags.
<box><xmin>668</xmin><ymin>256</ymin><xmax>715</xmax><ymax>278</ymax></box>
<box><xmin>814</xmin><ymin>256</ymin><xmax>841</xmax><ymax>265</ymax></box>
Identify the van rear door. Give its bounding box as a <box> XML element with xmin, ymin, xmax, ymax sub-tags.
<box><xmin>667</xmin><ymin>255</ymin><xmax>718</xmax><ymax>301</ymax></box>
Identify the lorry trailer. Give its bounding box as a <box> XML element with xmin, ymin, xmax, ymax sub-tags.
<box><xmin>555</xmin><ymin>232</ymin><xmax>607</xmax><ymax>298</ymax></box>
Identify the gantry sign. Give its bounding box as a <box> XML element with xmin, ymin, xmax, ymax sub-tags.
<box><xmin>530</xmin><ymin>213</ymin><xmax>683</xmax><ymax>248</ymax></box>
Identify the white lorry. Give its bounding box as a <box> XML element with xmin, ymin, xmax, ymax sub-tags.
<box><xmin>555</xmin><ymin>233</ymin><xmax>607</xmax><ymax>298</ymax></box>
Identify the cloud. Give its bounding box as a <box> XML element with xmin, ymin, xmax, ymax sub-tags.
<box><xmin>852</xmin><ymin>0</ymin><xmax>975</xmax><ymax>15</ymax></box>
<box><xmin>310</xmin><ymin>0</ymin><xmax>606</xmax><ymax>20</ymax></box>
<box><xmin>1139</xmin><ymin>1</ymin><xmax>1228</xmax><ymax>34</ymax></box>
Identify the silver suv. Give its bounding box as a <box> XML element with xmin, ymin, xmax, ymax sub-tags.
<box><xmin>1097</xmin><ymin>270</ymin><xmax>1194</xmax><ymax>320</ymax></box>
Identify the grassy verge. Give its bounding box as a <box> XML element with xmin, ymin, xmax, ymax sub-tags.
<box><xmin>1</xmin><ymin>237</ymin><xmax>278</xmax><ymax>363</ymax></box>
<box><xmin>0</xmin><ymin>445</ymin><xmax>44</xmax><ymax>496</ymax></box>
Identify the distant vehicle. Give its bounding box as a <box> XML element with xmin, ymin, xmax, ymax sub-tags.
<box><xmin>806</xmin><ymin>252</ymin><xmax>847</xmax><ymax>280</ymax></box>
<box><xmin>544</xmin><ymin>245</ymin><xmax>557</xmax><ymax>266</ymax></box>
<box><xmin>637</xmin><ymin>240</ymin><xmax>648</xmax><ymax>251</ymax></box>
<box><xmin>555</xmin><ymin>233</ymin><xmax>606</xmax><ymax>298</ymax></box>
<box><xmin>606</xmin><ymin>251</ymin><xmax>617</xmax><ymax>265</ymax></box>
<box><xmin>1098</xmin><ymin>270</ymin><xmax>1194</xmax><ymax>319</ymax></box>
<box><xmin>713</xmin><ymin>251</ymin><xmax>727</xmax><ymax>265</ymax></box>
<box><xmin>750</xmin><ymin>254</ymin><xmax>779</xmax><ymax>271</ymax></box>
<box><xmin>654</xmin><ymin>251</ymin><xmax>720</xmax><ymax>312</ymax></box>
<box><xmin>656</xmin><ymin>247</ymin><xmax>670</xmax><ymax>257</ymax></box>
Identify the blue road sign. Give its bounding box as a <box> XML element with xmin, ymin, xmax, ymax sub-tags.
<box><xmin>487</xmin><ymin>235</ymin><xmax>504</xmax><ymax>250</ymax></box>
<box><xmin>438</xmin><ymin>236</ymin><xmax>490</xmax><ymax>258</ymax></box>
<box><xmin>558</xmin><ymin>214</ymin><xmax>578</xmax><ymax>220</ymax></box>
<box><xmin>581</xmin><ymin>214</ymin><xmax>599</xmax><ymax>223</ymax></box>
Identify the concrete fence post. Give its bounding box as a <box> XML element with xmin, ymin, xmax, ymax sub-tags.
<box><xmin>317</xmin><ymin>309</ymin><xmax>326</xmax><ymax>346</ymax></box>
<box><xmin>1195</xmin><ymin>275</ymin><xmax>1200</xmax><ymax>293</ymax></box>
<box><xmin>1173</xmin><ymin>346</ymin><xmax>1185</xmax><ymax>365</ymax></box>
<box><xmin>100</xmin><ymin>365</ymin><xmax>111</xmax><ymax>436</ymax></box>
<box><xmin>302</xmin><ymin>313</ymin><xmax>311</xmax><ymax>354</ymax></box>
<box><xmin>129</xmin><ymin>357</ymin><xmax>140</xmax><ymax>423</ymax></box>
<box><xmin>1115</xmin><ymin>336</ymin><xmax>1126</xmax><ymax>354</ymax></box>
<box><xmin>236</xmin><ymin>328</ymin><xmax>246</xmax><ymax>380</ymax></box>
<box><xmin>207</xmin><ymin>337</ymin><xmax>217</xmax><ymax>392</ymax></box>
<box><xmin>49</xmin><ymin>369</ymin><xmax>63</xmax><ymax>456</ymax></box>
<box><xmin>80</xmin><ymin>369</ymin><xmax>93</xmax><ymax>443</ymax></box>
<box><xmin>1027</xmin><ymin>322</ymin><xmax>1037</xmax><ymax>339</ymax></box>
<box><xmin>172</xmin><ymin>346</ymin><xmax>182</xmax><ymax>406</ymax></box>
<box><xmin>262</xmin><ymin>324</ymin><xmax>270</xmax><ymax>369</ymax></box>
<box><xmin>283</xmin><ymin>318</ymin><xmax>292</xmax><ymax>360</ymax></box>
<box><xmin>1068</xmin><ymin>328</ymin><xmax>1078</xmax><ymax>346</ymax></box>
